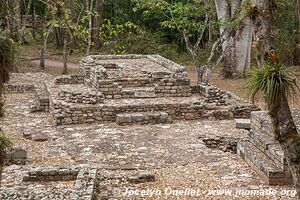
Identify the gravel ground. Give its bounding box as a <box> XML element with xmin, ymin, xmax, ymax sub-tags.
<box><xmin>0</xmin><ymin>92</ymin><xmax>297</xmax><ymax>199</ymax></box>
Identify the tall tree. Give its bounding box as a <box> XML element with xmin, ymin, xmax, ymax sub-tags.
<box><xmin>214</xmin><ymin>0</ymin><xmax>253</xmax><ymax>77</ymax></box>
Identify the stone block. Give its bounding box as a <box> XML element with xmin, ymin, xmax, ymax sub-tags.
<box><xmin>9</xmin><ymin>147</ymin><xmax>27</xmax><ymax>165</ymax></box>
<box><xmin>235</xmin><ymin>119</ymin><xmax>251</xmax><ymax>129</ymax></box>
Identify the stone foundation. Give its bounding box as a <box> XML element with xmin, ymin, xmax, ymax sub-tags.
<box><xmin>1</xmin><ymin>166</ymin><xmax>97</xmax><ymax>200</ymax></box>
<box><xmin>4</xmin><ymin>55</ymin><xmax>259</xmax><ymax>127</ymax></box>
<box><xmin>237</xmin><ymin>109</ymin><xmax>300</xmax><ymax>185</ymax></box>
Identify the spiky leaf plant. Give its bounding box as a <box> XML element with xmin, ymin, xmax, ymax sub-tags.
<box><xmin>246</xmin><ymin>63</ymin><xmax>298</xmax><ymax>107</ymax></box>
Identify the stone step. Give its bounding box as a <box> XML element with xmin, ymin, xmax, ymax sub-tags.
<box><xmin>237</xmin><ymin>140</ymin><xmax>292</xmax><ymax>185</ymax></box>
<box><xmin>116</xmin><ymin>112</ymin><xmax>172</xmax><ymax>126</ymax></box>
<box><xmin>122</xmin><ymin>87</ymin><xmax>156</xmax><ymax>98</ymax></box>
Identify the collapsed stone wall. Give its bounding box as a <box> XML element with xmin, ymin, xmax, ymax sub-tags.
<box><xmin>198</xmin><ymin>84</ymin><xmax>229</xmax><ymax>105</ymax></box>
<box><xmin>0</xmin><ymin>167</ymin><xmax>97</xmax><ymax>200</ymax></box>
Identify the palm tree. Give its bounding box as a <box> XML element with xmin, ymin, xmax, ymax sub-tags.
<box><xmin>247</xmin><ymin>63</ymin><xmax>300</xmax><ymax>199</ymax></box>
<box><xmin>0</xmin><ymin>132</ymin><xmax>12</xmax><ymax>188</ymax></box>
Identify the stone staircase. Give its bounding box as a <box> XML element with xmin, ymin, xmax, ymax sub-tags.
<box><xmin>237</xmin><ymin>110</ymin><xmax>300</xmax><ymax>185</ymax></box>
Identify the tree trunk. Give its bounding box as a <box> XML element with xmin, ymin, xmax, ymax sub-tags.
<box><xmin>86</xmin><ymin>0</ymin><xmax>94</xmax><ymax>55</ymax></box>
<box><xmin>214</xmin><ymin>0</ymin><xmax>253</xmax><ymax>77</ymax></box>
<box><xmin>31</xmin><ymin>3</ymin><xmax>36</xmax><ymax>39</ymax></box>
<box><xmin>54</xmin><ymin>27</ymin><xmax>64</xmax><ymax>48</ymax></box>
<box><xmin>268</xmin><ymin>95</ymin><xmax>300</xmax><ymax>199</ymax></box>
<box><xmin>40</xmin><ymin>25</ymin><xmax>53</xmax><ymax>70</ymax></box>
<box><xmin>93</xmin><ymin>0</ymin><xmax>103</xmax><ymax>47</ymax></box>
<box><xmin>62</xmin><ymin>37</ymin><xmax>68</xmax><ymax>74</ymax></box>
<box><xmin>20</xmin><ymin>0</ymin><xmax>32</xmax><ymax>43</ymax></box>
<box><xmin>252</xmin><ymin>0</ymin><xmax>273</xmax><ymax>65</ymax></box>
<box><xmin>70</xmin><ymin>0</ymin><xmax>75</xmax><ymax>17</ymax></box>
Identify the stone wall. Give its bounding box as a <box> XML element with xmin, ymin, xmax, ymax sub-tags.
<box><xmin>116</xmin><ymin>112</ymin><xmax>172</xmax><ymax>125</ymax></box>
<box><xmin>155</xmin><ymin>78</ymin><xmax>191</xmax><ymax>97</ymax></box>
<box><xmin>51</xmin><ymin>98</ymin><xmax>257</xmax><ymax>126</ymax></box>
<box><xmin>237</xmin><ymin>109</ymin><xmax>300</xmax><ymax>185</ymax></box>
<box><xmin>58</xmin><ymin>90</ymin><xmax>104</xmax><ymax>104</ymax></box>
<box><xmin>198</xmin><ymin>84</ymin><xmax>229</xmax><ymax>105</ymax></box>
<box><xmin>4</xmin><ymin>84</ymin><xmax>35</xmax><ymax>93</ymax></box>
<box><xmin>34</xmin><ymin>83</ymin><xmax>50</xmax><ymax>112</ymax></box>
<box><xmin>55</xmin><ymin>75</ymin><xmax>85</xmax><ymax>85</ymax></box>
<box><xmin>23</xmin><ymin>167</ymin><xmax>80</xmax><ymax>182</ymax></box>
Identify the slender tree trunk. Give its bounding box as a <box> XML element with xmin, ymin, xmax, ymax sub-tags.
<box><xmin>86</xmin><ymin>0</ymin><xmax>94</xmax><ymax>55</ymax></box>
<box><xmin>94</xmin><ymin>0</ymin><xmax>103</xmax><ymax>47</ymax></box>
<box><xmin>10</xmin><ymin>0</ymin><xmax>21</xmax><ymax>41</ymax></box>
<box><xmin>54</xmin><ymin>27</ymin><xmax>63</xmax><ymax>48</ymax></box>
<box><xmin>40</xmin><ymin>25</ymin><xmax>53</xmax><ymax>70</ymax></box>
<box><xmin>20</xmin><ymin>0</ymin><xmax>32</xmax><ymax>43</ymax></box>
<box><xmin>268</xmin><ymin>95</ymin><xmax>300</xmax><ymax>199</ymax></box>
<box><xmin>62</xmin><ymin>36</ymin><xmax>68</xmax><ymax>74</ymax></box>
<box><xmin>70</xmin><ymin>0</ymin><xmax>75</xmax><ymax>17</ymax></box>
<box><xmin>31</xmin><ymin>3</ymin><xmax>36</xmax><ymax>39</ymax></box>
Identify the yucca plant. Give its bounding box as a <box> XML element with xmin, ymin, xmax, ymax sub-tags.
<box><xmin>247</xmin><ymin>63</ymin><xmax>300</xmax><ymax>199</ymax></box>
<box><xmin>0</xmin><ymin>132</ymin><xmax>12</xmax><ymax>188</ymax></box>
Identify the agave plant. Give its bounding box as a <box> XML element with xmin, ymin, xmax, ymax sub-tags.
<box><xmin>247</xmin><ymin>63</ymin><xmax>300</xmax><ymax>198</ymax></box>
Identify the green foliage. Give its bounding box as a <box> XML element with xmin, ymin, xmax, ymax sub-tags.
<box><xmin>134</xmin><ymin>0</ymin><xmax>211</xmax><ymax>33</ymax></box>
<box><xmin>0</xmin><ymin>36</ymin><xmax>16</xmax><ymax>118</ymax></box>
<box><xmin>100</xmin><ymin>20</ymin><xmax>143</xmax><ymax>54</ymax></box>
<box><xmin>0</xmin><ymin>132</ymin><xmax>12</xmax><ymax>166</ymax></box>
<box><xmin>246</xmin><ymin>63</ymin><xmax>299</xmax><ymax>106</ymax></box>
<box><xmin>270</xmin><ymin>0</ymin><xmax>297</xmax><ymax>65</ymax></box>
<box><xmin>0</xmin><ymin>37</ymin><xmax>15</xmax><ymax>86</ymax></box>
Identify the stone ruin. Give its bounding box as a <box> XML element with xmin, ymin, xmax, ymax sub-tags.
<box><xmin>237</xmin><ymin>109</ymin><xmax>300</xmax><ymax>186</ymax></box>
<box><xmin>3</xmin><ymin>54</ymin><xmax>298</xmax><ymax>199</ymax></box>
<box><xmin>17</xmin><ymin>54</ymin><xmax>258</xmax><ymax>127</ymax></box>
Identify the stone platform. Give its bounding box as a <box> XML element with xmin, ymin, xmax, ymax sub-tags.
<box><xmin>237</xmin><ymin>109</ymin><xmax>300</xmax><ymax>185</ymax></box>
